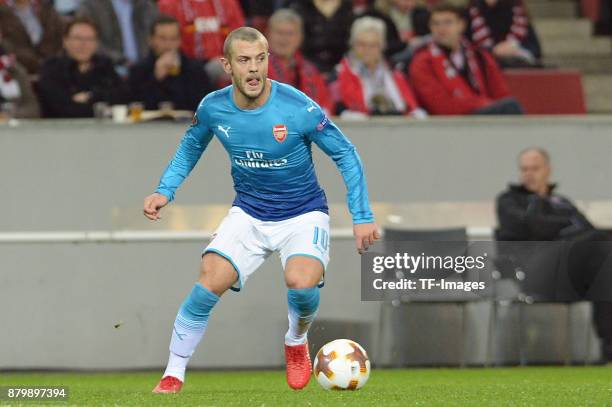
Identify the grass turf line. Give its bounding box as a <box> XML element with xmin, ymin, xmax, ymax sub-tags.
<box><xmin>1</xmin><ymin>367</ymin><xmax>611</xmax><ymax>406</ymax></box>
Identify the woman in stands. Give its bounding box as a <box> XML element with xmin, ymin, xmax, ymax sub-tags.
<box><xmin>333</xmin><ymin>16</ymin><xmax>426</xmax><ymax>118</ymax></box>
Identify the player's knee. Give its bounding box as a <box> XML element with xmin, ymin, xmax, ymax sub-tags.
<box><xmin>285</xmin><ymin>268</ymin><xmax>321</xmax><ymax>289</ymax></box>
<box><xmin>198</xmin><ymin>256</ymin><xmax>214</xmax><ymax>279</ymax></box>
<box><xmin>198</xmin><ymin>253</ymin><xmax>238</xmax><ymax>295</ymax></box>
<box><xmin>285</xmin><ymin>257</ymin><xmax>324</xmax><ymax>289</ymax></box>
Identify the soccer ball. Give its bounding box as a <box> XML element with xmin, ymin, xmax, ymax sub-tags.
<box><xmin>313</xmin><ymin>339</ymin><xmax>371</xmax><ymax>390</ymax></box>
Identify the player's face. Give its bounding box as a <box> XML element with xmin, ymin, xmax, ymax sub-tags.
<box><xmin>222</xmin><ymin>40</ymin><xmax>269</xmax><ymax>100</ymax></box>
<box><xmin>63</xmin><ymin>24</ymin><xmax>98</xmax><ymax>64</ymax></box>
<box><xmin>430</xmin><ymin>12</ymin><xmax>465</xmax><ymax>50</ymax></box>
<box><xmin>150</xmin><ymin>23</ymin><xmax>182</xmax><ymax>56</ymax></box>
<box><xmin>268</xmin><ymin>21</ymin><xmax>302</xmax><ymax>59</ymax></box>
<box><xmin>352</xmin><ymin>31</ymin><xmax>384</xmax><ymax>69</ymax></box>
<box><xmin>519</xmin><ymin>151</ymin><xmax>551</xmax><ymax>194</ymax></box>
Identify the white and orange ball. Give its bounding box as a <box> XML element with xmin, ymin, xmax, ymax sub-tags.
<box><xmin>313</xmin><ymin>339</ymin><xmax>371</xmax><ymax>390</ymax></box>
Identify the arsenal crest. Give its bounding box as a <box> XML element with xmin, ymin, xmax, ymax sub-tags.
<box><xmin>273</xmin><ymin>124</ymin><xmax>288</xmax><ymax>142</ymax></box>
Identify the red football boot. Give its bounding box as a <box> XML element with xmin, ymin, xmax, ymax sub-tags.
<box><xmin>285</xmin><ymin>342</ymin><xmax>312</xmax><ymax>390</ymax></box>
<box><xmin>152</xmin><ymin>375</ymin><xmax>183</xmax><ymax>394</ymax></box>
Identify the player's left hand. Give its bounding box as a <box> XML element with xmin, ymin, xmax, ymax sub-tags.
<box><xmin>353</xmin><ymin>223</ymin><xmax>381</xmax><ymax>255</ymax></box>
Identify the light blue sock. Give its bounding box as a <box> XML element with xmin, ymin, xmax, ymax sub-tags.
<box><xmin>285</xmin><ymin>287</ymin><xmax>320</xmax><ymax>345</ymax></box>
<box><xmin>165</xmin><ymin>283</ymin><xmax>219</xmax><ymax>380</ymax></box>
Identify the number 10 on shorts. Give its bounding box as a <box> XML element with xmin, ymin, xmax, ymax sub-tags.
<box><xmin>312</xmin><ymin>226</ymin><xmax>329</xmax><ymax>252</ymax></box>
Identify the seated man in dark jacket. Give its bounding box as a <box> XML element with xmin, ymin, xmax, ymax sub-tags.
<box><xmin>497</xmin><ymin>150</ymin><xmax>594</xmax><ymax>242</ymax></box>
<box><xmin>129</xmin><ymin>14</ymin><xmax>212</xmax><ymax>112</ymax></box>
<box><xmin>496</xmin><ymin>147</ymin><xmax>612</xmax><ymax>363</ymax></box>
<box><xmin>38</xmin><ymin>17</ymin><xmax>127</xmax><ymax>118</ymax></box>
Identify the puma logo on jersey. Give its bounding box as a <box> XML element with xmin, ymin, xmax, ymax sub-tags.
<box><xmin>217</xmin><ymin>125</ymin><xmax>231</xmax><ymax>138</ymax></box>
<box><xmin>307</xmin><ymin>104</ymin><xmax>317</xmax><ymax>112</ymax></box>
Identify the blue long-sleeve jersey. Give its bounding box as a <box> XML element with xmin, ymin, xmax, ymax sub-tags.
<box><xmin>155</xmin><ymin>80</ymin><xmax>374</xmax><ymax>224</ymax></box>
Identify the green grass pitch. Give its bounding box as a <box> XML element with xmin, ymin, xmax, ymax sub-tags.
<box><xmin>1</xmin><ymin>367</ymin><xmax>611</xmax><ymax>406</ymax></box>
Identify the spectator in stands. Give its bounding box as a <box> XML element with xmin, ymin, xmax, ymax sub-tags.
<box><xmin>373</xmin><ymin>0</ymin><xmax>430</xmax><ymax>45</ymax></box>
<box><xmin>497</xmin><ymin>148</ymin><xmax>598</xmax><ymax>242</ymax></box>
<box><xmin>354</xmin><ymin>0</ymin><xmax>406</xmax><ymax>60</ymax></box>
<box><xmin>467</xmin><ymin>0</ymin><xmax>541</xmax><ymax>68</ymax></box>
<box><xmin>0</xmin><ymin>0</ymin><xmax>64</xmax><ymax>74</ymax></box>
<box><xmin>496</xmin><ymin>147</ymin><xmax>612</xmax><ymax>364</ymax></box>
<box><xmin>266</xmin><ymin>9</ymin><xmax>334</xmax><ymax>114</ymax></box>
<box><xmin>289</xmin><ymin>0</ymin><xmax>354</xmax><ymax>77</ymax></box>
<box><xmin>360</xmin><ymin>0</ymin><xmax>430</xmax><ymax>66</ymax></box>
<box><xmin>158</xmin><ymin>0</ymin><xmax>245</xmax><ymax>85</ymax></box>
<box><xmin>54</xmin><ymin>0</ymin><xmax>83</xmax><ymax>16</ymax></box>
<box><xmin>249</xmin><ymin>0</ymin><xmax>281</xmax><ymax>33</ymax></box>
<box><xmin>38</xmin><ymin>17</ymin><xmax>127</xmax><ymax>117</ymax></box>
<box><xmin>129</xmin><ymin>14</ymin><xmax>212</xmax><ymax>112</ymax></box>
<box><xmin>0</xmin><ymin>28</ymin><xmax>40</xmax><ymax>118</ymax></box>
<box><xmin>77</xmin><ymin>0</ymin><xmax>158</xmax><ymax>66</ymax></box>
<box><xmin>334</xmin><ymin>16</ymin><xmax>426</xmax><ymax>118</ymax></box>
<box><xmin>594</xmin><ymin>0</ymin><xmax>612</xmax><ymax>35</ymax></box>
<box><xmin>409</xmin><ymin>3</ymin><xmax>523</xmax><ymax>115</ymax></box>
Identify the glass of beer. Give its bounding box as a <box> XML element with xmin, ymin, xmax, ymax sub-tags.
<box><xmin>168</xmin><ymin>52</ymin><xmax>181</xmax><ymax>76</ymax></box>
<box><xmin>168</xmin><ymin>63</ymin><xmax>180</xmax><ymax>76</ymax></box>
<box><xmin>129</xmin><ymin>102</ymin><xmax>144</xmax><ymax>122</ymax></box>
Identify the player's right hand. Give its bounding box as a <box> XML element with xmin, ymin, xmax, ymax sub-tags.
<box><xmin>354</xmin><ymin>222</ymin><xmax>381</xmax><ymax>255</ymax></box>
<box><xmin>143</xmin><ymin>193</ymin><xmax>169</xmax><ymax>220</ymax></box>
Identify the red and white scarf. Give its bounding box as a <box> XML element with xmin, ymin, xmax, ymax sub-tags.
<box><xmin>0</xmin><ymin>53</ymin><xmax>21</xmax><ymax>100</ymax></box>
<box><xmin>469</xmin><ymin>1</ymin><xmax>529</xmax><ymax>48</ymax></box>
<box><xmin>428</xmin><ymin>40</ymin><xmax>488</xmax><ymax>97</ymax></box>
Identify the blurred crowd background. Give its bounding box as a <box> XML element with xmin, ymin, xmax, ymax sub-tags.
<box><xmin>1</xmin><ymin>0</ymin><xmax>611</xmax><ymax>120</ymax></box>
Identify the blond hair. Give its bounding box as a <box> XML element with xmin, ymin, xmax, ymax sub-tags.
<box><xmin>223</xmin><ymin>27</ymin><xmax>268</xmax><ymax>58</ymax></box>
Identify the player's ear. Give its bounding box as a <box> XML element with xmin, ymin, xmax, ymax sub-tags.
<box><xmin>220</xmin><ymin>56</ymin><xmax>232</xmax><ymax>75</ymax></box>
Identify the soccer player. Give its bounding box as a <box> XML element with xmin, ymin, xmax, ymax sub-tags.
<box><xmin>144</xmin><ymin>27</ymin><xmax>379</xmax><ymax>393</ymax></box>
